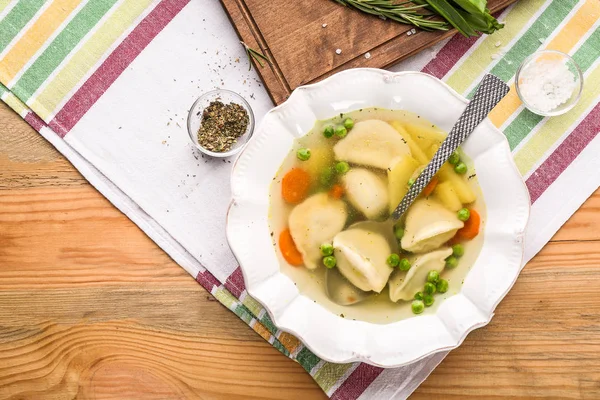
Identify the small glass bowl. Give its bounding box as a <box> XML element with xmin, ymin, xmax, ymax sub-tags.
<box><xmin>187</xmin><ymin>89</ymin><xmax>255</xmax><ymax>158</ymax></box>
<box><xmin>515</xmin><ymin>50</ymin><xmax>583</xmax><ymax>117</ymax></box>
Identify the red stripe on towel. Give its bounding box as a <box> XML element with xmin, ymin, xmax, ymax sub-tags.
<box><xmin>225</xmin><ymin>266</ymin><xmax>246</xmax><ymax>298</ymax></box>
<box><xmin>196</xmin><ymin>269</ymin><xmax>221</xmax><ymax>292</ymax></box>
<box><xmin>527</xmin><ymin>102</ymin><xmax>600</xmax><ymax>203</ymax></box>
<box><xmin>24</xmin><ymin>111</ymin><xmax>44</xmax><ymax>131</ymax></box>
<box><xmin>48</xmin><ymin>0</ymin><xmax>190</xmax><ymax>137</ymax></box>
<box><xmin>421</xmin><ymin>34</ymin><xmax>479</xmax><ymax>79</ymax></box>
<box><xmin>330</xmin><ymin>363</ymin><xmax>384</xmax><ymax>400</ymax></box>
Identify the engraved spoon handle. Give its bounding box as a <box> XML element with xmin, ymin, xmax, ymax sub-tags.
<box><xmin>391</xmin><ymin>74</ymin><xmax>510</xmax><ymax>221</ymax></box>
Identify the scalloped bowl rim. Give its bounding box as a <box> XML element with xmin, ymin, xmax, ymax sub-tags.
<box><xmin>226</xmin><ymin>69</ymin><xmax>531</xmax><ymax>368</ymax></box>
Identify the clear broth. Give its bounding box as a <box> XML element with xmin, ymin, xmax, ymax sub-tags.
<box><xmin>268</xmin><ymin>108</ymin><xmax>485</xmax><ymax>324</ymax></box>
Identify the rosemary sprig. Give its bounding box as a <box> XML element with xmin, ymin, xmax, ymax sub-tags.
<box><xmin>332</xmin><ymin>0</ymin><xmax>449</xmax><ymax>31</ymax></box>
<box><xmin>333</xmin><ymin>0</ymin><xmax>504</xmax><ymax>37</ymax></box>
<box><xmin>241</xmin><ymin>41</ymin><xmax>272</xmax><ymax>71</ymax></box>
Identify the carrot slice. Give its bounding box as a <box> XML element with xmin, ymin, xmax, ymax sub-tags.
<box><xmin>279</xmin><ymin>228</ymin><xmax>303</xmax><ymax>266</ymax></box>
<box><xmin>456</xmin><ymin>208</ymin><xmax>481</xmax><ymax>240</ymax></box>
<box><xmin>447</xmin><ymin>234</ymin><xmax>461</xmax><ymax>246</ymax></box>
<box><xmin>281</xmin><ymin>168</ymin><xmax>311</xmax><ymax>204</ymax></box>
<box><xmin>422</xmin><ymin>176</ymin><xmax>439</xmax><ymax>197</ymax></box>
<box><xmin>329</xmin><ymin>184</ymin><xmax>345</xmax><ymax>199</ymax></box>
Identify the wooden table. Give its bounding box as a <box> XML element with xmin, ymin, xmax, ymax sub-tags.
<box><xmin>1</xmin><ymin>101</ymin><xmax>599</xmax><ymax>399</ymax></box>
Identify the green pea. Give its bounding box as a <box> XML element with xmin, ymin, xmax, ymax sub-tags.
<box><xmin>412</xmin><ymin>300</ymin><xmax>425</xmax><ymax>314</ymax></box>
<box><xmin>320</xmin><ymin>243</ymin><xmax>334</xmax><ymax>257</ymax></box>
<box><xmin>414</xmin><ymin>291</ymin><xmax>424</xmax><ymax>301</ymax></box>
<box><xmin>436</xmin><ymin>279</ymin><xmax>449</xmax><ymax>294</ymax></box>
<box><xmin>323</xmin><ymin>256</ymin><xmax>337</xmax><ymax>269</ymax></box>
<box><xmin>335</xmin><ymin>161</ymin><xmax>350</xmax><ymax>174</ymax></box>
<box><xmin>334</xmin><ymin>125</ymin><xmax>348</xmax><ymax>138</ymax></box>
<box><xmin>407</xmin><ymin>178</ymin><xmax>416</xmax><ymax>187</ymax></box>
<box><xmin>452</xmin><ymin>244</ymin><xmax>465</xmax><ymax>257</ymax></box>
<box><xmin>343</xmin><ymin>118</ymin><xmax>354</xmax><ymax>130</ymax></box>
<box><xmin>448</xmin><ymin>152</ymin><xmax>460</xmax><ymax>165</ymax></box>
<box><xmin>427</xmin><ymin>270</ymin><xmax>440</xmax><ymax>283</ymax></box>
<box><xmin>457</xmin><ymin>208</ymin><xmax>470</xmax><ymax>221</ymax></box>
<box><xmin>323</xmin><ymin>125</ymin><xmax>335</xmax><ymax>138</ymax></box>
<box><xmin>423</xmin><ymin>294</ymin><xmax>434</xmax><ymax>307</ymax></box>
<box><xmin>399</xmin><ymin>258</ymin><xmax>411</xmax><ymax>271</ymax></box>
<box><xmin>394</xmin><ymin>226</ymin><xmax>405</xmax><ymax>240</ymax></box>
<box><xmin>387</xmin><ymin>253</ymin><xmax>400</xmax><ymax>267</ymax></box>
<box><xmin>454</xmin><ymin>162</ymin><xmax>467</xmax><ymax>175</ymax></box>
<box><xmin>445</xmin><ymin>256</ymin><xmax>458</xmax><ymax>269</ymax></box>
<box><xmin>424</xmin><ymin>282</ymin><xmax>436</xmax><ymax>295</ymax></box>
<box><xmin>320</xmin><ymin>167</ymin><xmax>335</xmax><ymax>186</ymax></box>
<box><xmin>296</xmin><ymin>148</ymin><xmax>311</xmax><ymax>161</ymax></box>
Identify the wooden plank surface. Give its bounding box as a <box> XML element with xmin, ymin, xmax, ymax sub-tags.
<box><xmin>218</xmin><ymin>0</ymin><xmax>517</xmax><ymax>104</ymax></box>
<box><xmin>1</xmin><ymin>101</ymin><xmax>599</xmax><ymax>399</ymax></box>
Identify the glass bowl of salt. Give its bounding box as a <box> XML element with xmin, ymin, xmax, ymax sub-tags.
<box><xmin>515</xmin><ymin>50</ymin><xmax>583</xmax><ymax>117</ymax></box>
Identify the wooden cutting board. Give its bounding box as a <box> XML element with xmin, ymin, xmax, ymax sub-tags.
<box><xmin>220</xmin><ymin>0</ymin><xmax>517</xmax><ymax>105</ymax></box>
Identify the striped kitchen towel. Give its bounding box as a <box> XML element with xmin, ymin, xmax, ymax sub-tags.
<box><xmin>0</xmin><ymin>0</ymin><xmax>599</xmax><ymax>399</ymax></box>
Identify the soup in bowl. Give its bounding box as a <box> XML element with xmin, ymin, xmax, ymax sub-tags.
<box><xmin>227</xmin><ymin>69</ymin><xmax>530</xmax><ymax>367</ymax></box>
<box><xmin>269</xmin><ymin>108</ymin><xmax>485</xmax><ymax>323</ymax></box>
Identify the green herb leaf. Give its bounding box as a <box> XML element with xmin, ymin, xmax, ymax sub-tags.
<box><xmin>331</xmin><ymin>0</ymin><xmax>449</xmax><ymax>31</ymax></box>
<box><xmin>330</xmin><ymin>0</ymin><xmax>504</xmax><ymax>38</ymax></box>
<box><xmin>450</xmin><ymin>0</ymin><xmax>486</xmax><ymax>14</ymax></box>
<box><xmin>452</xmin><ymin>1</ymin><xmax>504</xmax><ymax>34</ymax></box>
<box><xmin>241</xmin><ymin>41</ymin><xmax>272</xmax><ymax>71</ymax></box>
<box><xmin>423</xmin><ymin>0</ymin><xmax>477</xmax><ymax>37</ymax></box>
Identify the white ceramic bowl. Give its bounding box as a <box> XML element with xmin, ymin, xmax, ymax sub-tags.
<box><xmin>226</xmin><ymin>69</ymin><xmax>530</xmax><ymax>368</ymax></box>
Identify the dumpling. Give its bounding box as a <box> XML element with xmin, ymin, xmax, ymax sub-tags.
<box><xmin>389</xmin><ymin>247</ymin><xmax>453</xmax><ymax>302</ymax></box>
<box><xmin>326</xmin><ymin>267</ymin><xmax>372</xmax><ymax>306</ymax></box>
<box><xmin>349</xmin><ymin>220</ymin><xmax>399</xmax><ymax>254</ymax></box>
<box><xmin>333</xmin><ymin>227</ymin><xmax>394</xmax><ymax>293</ymax></box>
<box><xmin>333</xmin><ymin>120</ymin><xmax>411</xmax><ymax>170</ymax></box>
<box><xmin>343</xmin><ymin>168</ymin><xmax>389</xmax><ymax>219</ymax></box>
<box><xmin>289</xmin><ymin>193</ymin><xmax>347</xmax><ymax>270</ymax></box>
<box><xmin>401</xmin><ymin>199</ymin><xmax>464</xmax><ymax>253</ymax></box>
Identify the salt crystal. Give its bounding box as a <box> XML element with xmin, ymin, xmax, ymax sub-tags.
<box><xmin>518</xmin><ymin>58</ymin><xmax>577</xmax><ymax>113</ymax></box>
<box><xmin>491</xmin><ymin>54</ymin><xmax>499</xmax><ymax>60</ymax></box>
<box><xmin>538</xmin><ymin>38</ymin><xmax>545</xmax><ymax>44</ymax></box>
<box><xmin>322</xmin><ymin>23</ymin><xmax>327</xmax><ymax>28</ymax></box>
<box><xmin>495</xmin><ymin>41</ymin><xmax>501</xmax><ymax>47</ymax></box>
<box><xmin>335</xmin><ymin>49</ymin><xmax>342</xmax><ymax>55</ymax></box>
<box><xmin>365</xmin><ymin>52</ymin><xmax>371</xmax><ymax>59</ymax></box>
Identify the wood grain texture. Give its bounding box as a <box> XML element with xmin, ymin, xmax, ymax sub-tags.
<box><xmin>218</xmin><ymin>0</ymin><xmax>517</xmax><ymax>104</ymax></box>
<box><xmin>1</xmin><ymin>100</ymin><xmax>599</xmax><ymax>399</ymax></box>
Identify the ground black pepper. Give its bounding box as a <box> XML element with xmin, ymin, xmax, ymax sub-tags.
<box><xmin>198</xmin><ymin>100</ymin><xmax>249</xmax><ymax>152</ymax></box>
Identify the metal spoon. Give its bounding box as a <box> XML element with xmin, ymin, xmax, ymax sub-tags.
<box><xmin>326</xmin><ymin>74</ymin><xmax>509</xmax><ymax>306</ymax></box>
<box><xmin>391</xmin><ymin>74</ymin><xmax>510</xmax><ymax>220</ymax></box>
